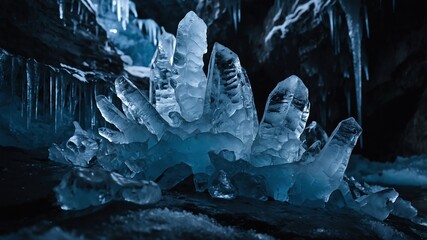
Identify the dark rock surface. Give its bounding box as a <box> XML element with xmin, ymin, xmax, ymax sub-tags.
<box><xmin>1</xmin><ymin>147</ymin><xmax>426</xmax><ymax>239</ymax></box>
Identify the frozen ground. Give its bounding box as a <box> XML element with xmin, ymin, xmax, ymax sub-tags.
<box><xmin>1</xmin><ymin>148</ymin><xmax>426</xmax><ymax>239</ymax></box>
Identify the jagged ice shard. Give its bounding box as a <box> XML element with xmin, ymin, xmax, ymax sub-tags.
<box><xmin>47</xmin><ymin>11</ymin><xmax>421</xmax><ymax>224</ymax></box>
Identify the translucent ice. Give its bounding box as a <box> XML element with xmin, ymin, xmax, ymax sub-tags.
<box><xmin>173</xmin><ymin>11</ymin><xmax>208</xmax><ymax>122</ymax></box>
<box><xmin>288</xmin><ymin>118</ymin><xmax>362</xmax><ymax>204</ymax></box>
<box><xmin>339</xmin><ymin>0</ymin><xmax>363</xmax><ymax>130</ymax></box>
<box><xmin>115</xmin><ymin>76</ymin><xmax>167</xmax><ymax>139</ymax></box>
<box><xmin>156</xmin><ymin>163</ymin><xmax>193</xmax><ymax>190</ymax></box>
<box><xmin>149</xmin><ymin>30</ymin><xmax>180</xmax><ymax>125</ymax></box>
<box><xmin>333</xmin><ymin>176</ymin><xmax>419</xmax><ymax>221</ymax></box>
<box><xmin>208</xmin><ymin>170</ymin><xmax>236</xmax><ymax>199</ymax></box>
<box><xmin>49</xmin><ymin>122</ymin><xmax>98</xmax><ymax>167</ymax></box>
<box><xmin>251</xmin><ymin>75</ymin><xmax>309</xmax><ymax>166</ymax></box>
<box><xmin>49</xmin><ymin>11</ymin><xmax>369</xmax><ymax>216</ymax></box>
<box><xmin>54</xmin><ymin>167</ymin><xmax>161</xmax><ymax>210</ymax></box>
<box><xmin>205</xmin><ymin>43</ymin><xmax>258</xmax><ymax>145</ymax></box>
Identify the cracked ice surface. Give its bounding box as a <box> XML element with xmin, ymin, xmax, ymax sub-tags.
<box><xmin>48</xmin><ymin>11</ymin><xmax>421</xmax><ymax>224</ymax></box>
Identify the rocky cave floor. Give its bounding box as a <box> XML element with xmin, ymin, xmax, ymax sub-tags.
<box><xmin>0</xmin><ymin>147</ymin><xmax>426</xmax><ymax>240</ymax></box>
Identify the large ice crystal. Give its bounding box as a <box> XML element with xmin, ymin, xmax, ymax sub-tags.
<box><xmin>251</xmin><ymin>75</ymin><xmax>309</xmax><ymax>166</ymax></box>
<box><xmin>49</xmin><ymin>11</ymin><xmax>421</xmax><ymax>224</ymax></box>
<box><xmin>54</xmin><ymin>167</ymin><xmax>161</xmax><ymax>210</ymax></box>
<box><xmin>205</xmin><ymin>43</ymin><xmax>258</xmax><ymax>145</ymax></box>
<box><xmin>173</xmin><ymin>11</ymin><xmax>208</xmax><ymax>122</ymax></box>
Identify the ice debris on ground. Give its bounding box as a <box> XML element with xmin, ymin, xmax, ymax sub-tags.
<box><xmin>49</xmin><ymin>11</ymin><xmax>422</xmax><ymax>224</ymax></box>
<box><xmin>54</xmin><ymin>167</ymin><xmax>161</xmax><ymax>210</ymax></box>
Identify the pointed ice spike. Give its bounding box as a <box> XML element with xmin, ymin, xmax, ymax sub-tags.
<box><xmin>291</xmin><ymin>118</ymin><xmax>362</xmax><ymax>204</ymax></box>
<box><xmin>251</xmin><ymin>75</ymin><xmax>309</xmax><ymax>165</ymax></box>
<box><xmin>150</xmin><ymin>30</ymin><xmax>180</xmax><ymax>125</ymax></box>
<box><xmin>25</xmin><ymin>60</ymin><xmax>33</xmax><ymax>129</ymax></box>
<box><xmin>58</xmin><ymin>0</ymin><xmax>64</xmax><ymax>19</ymax></box>
<box><xmin>314</xmin><ymin>117</ymin><xmax>361</xmax><ymax>177</ymax></box>
<box><xmin>34</xmin><ymin>62</ymin><xmax>39</xmax><ymax>120</ymax></box>
<box><xmin>339</xmin><ymin>0</ymin><xmax>363</xmax><ymax>130</ymax></box>
<box><xmin>173</xmin><ymin>11</ymin><xmax>208</xmax><ymax>122</ymax></box>
<box><xmin>49</xmin><ymin>71</ymin><xmax>53</xmax><ymax>117</ymax></box>
<box><xmin>205</xmin><ymin>43</ymin><xmax>258</xmax><ymax>144</ymax></box>
<box><xmin>115</xmin><ymin>76</ymin><xmax>167</xmax><ymax>138</ymax></box>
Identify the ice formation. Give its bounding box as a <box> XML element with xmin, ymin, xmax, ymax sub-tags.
<box><xmin>55</xmin><ymin>167</ymin><xmax>161</xmax><ymax>210</ymax></box>
<box><xmin>265</xmin><ymin>0</ymin><xmax>367</xmax><ymax>133</ymax></box>
<box><xmin>48</xmin><ymin>11</ymin><xmax>422</xmax><ymax>225</ymax></box>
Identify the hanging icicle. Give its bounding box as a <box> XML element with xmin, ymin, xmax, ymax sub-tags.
<box><xmin>58</xmin><ymin>0</ymin><xmax>64</xmax><ymax>20</ymax></box>
<box><xmin>339</xmin><ymin>0</ymin><xmax>363</xmax><ymax>146</ymax></box>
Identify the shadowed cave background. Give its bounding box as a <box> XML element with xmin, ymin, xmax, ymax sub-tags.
<box><xmin>0</xmin><ymin>0</ymin><xmax>427</xmax><ymax>238</ymax></box>
<box><xmin>0</xmin><ymin>0</ymin><xmax>426</xmax><ymax>162</ymax></box>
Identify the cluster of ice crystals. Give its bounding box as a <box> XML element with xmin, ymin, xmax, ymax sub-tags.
<box><xmin>49</xmin><ymin>11</ymin><xmax>420</xmax><ymax>223</ymax></box>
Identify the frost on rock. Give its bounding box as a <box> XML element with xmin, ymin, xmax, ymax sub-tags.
<box><xmin>54</xmin><ymin>167</ymin><xmax>161</xmax><ymax>210</ymax></box>
<box><xmin>251</xmin><ymin>75</ymin><xmax>309</xmax><ymax>166</ymax></box>
<box><xmin>47</xmin><ymin>11</ymin><xmax>422</xmax><ymax>224</ymax></box>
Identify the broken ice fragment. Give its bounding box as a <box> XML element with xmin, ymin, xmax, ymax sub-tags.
<box><xmin>208</xmin><ymin>170</ymin><xmax>236</xmax><ymax>199</ymax></box>
<box><xmin>231</xmin><ymin>173</ymin><xmax>268</xmax><ymax>201</ymax></box>
<box><xmin>193</xmin><ymin>173</ymin><xmax>209</xmax><ymax>192</ymax></box>
<box><xmin>205</xmin><ymin>43</ymin><xmax>258</xmax><ymax>144</ymax></box>
<box><xmin>173</xmin><ymin>11</ymin><xmax>208</xmax><ymax>122</ymax></box>
<box><xmin>115</xmin><ymin>76</ymin><xmax>167</xmax><ymax>139</ymax></box>
<box><xmin>357</xmin><ymin>188</ymin><xmax>398</xmax><ymax>221</ymax></box>
<box><xmin>156</xmin><ymin>163</ymin><xmax>193</xmax><ymax>190</ymax></box>
<box><xmin>54</xmin><ymin>167</ymin><xmax>161</xmax><ymax>210</ymax></box>
<box><xmin>251</xmin><ymin>75</ymin><xmax>309</xmax><ymax>166</ymax></box>
<box><xmin>49</xmin><ymin>122</ymin><xmax>98</xmax><ymax>167</ymax></box>
<box><xmin>391</xmin><ymin>198</ymin><xmax>418</xmax><ymax>220</ymax></box>
<box><xmin>335</xmin><ymin>176</ymin><xmax>420</xmax><ymax>221</ymax></box>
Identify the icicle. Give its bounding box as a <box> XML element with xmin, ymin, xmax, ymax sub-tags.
<box><xmin>392</xmin><ymin>0</ymin><xmax>395</xmax><ymax>12</ymax></box>
<box><xmin>10</xmin><ymin>57</ymin><xmax>16</xmax><ymax>125</ymax></box>
<box><xmin>77</xmin><ymin>0</ymin><xmax>82</xmax><ymax>16</ymax></box>
<box><xmin>50</xmin><ymin>70</ymin><xmax>54</xmax><ymax>117</ymax></box>
<box><xmin>328</xmin><ymin>7</ymin><xmax>335</xmax><ymax>47</ymax></box>
<box><xmin>345</xmin><ymin>87</ymin><xmax>351</xmax><ymax>116</ymax></box>
<box><xmin>364</xmin><ymin>4</ymin><xmax>370</xmax><ymax>38</ymax></box>
<box><xmin>34</xmin><ymin>61</ymin><xmax>39</xmax><ymax>120</ymax></box>
<box><xmin>129</xmin><ymin>1</ymin><xmax>138</xmax><ymax>17</ymax></box>
<box><xmin>26</xmin><ymin>60</ymin><xmax>33</xmax><ymax>129</ymax></box>
<box><xmin>55</xmin><ymin>72</ymin><xmax>59</xmax><ymax>132</ymax></box>
<box><xmin>43</xmin><ymin>67</ymin><xmax>48</xmax><ymax>118</ymax></box>
<box><xmin>58</xmin><ymin>0</ymin><xmax>64</xmax><ymax>20</ymax></box>
<box><xmin>91</xmin><ymin>84</ymin><xmax>96</xmax><ymax>129</ymax></box>
<box><xmin>363</xmin><ymin>62</ymin><xmax>369</xmax><ymax>81</ymax></box>
<box><xmin>339</xmin><ymin>0</ymin><xmax>363</xmax><ymax>131</ymax></box>
<box><xmin>60</xmin><ymin>73</ymin><xmax>66</xmax><ymax>126</ymax></box>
